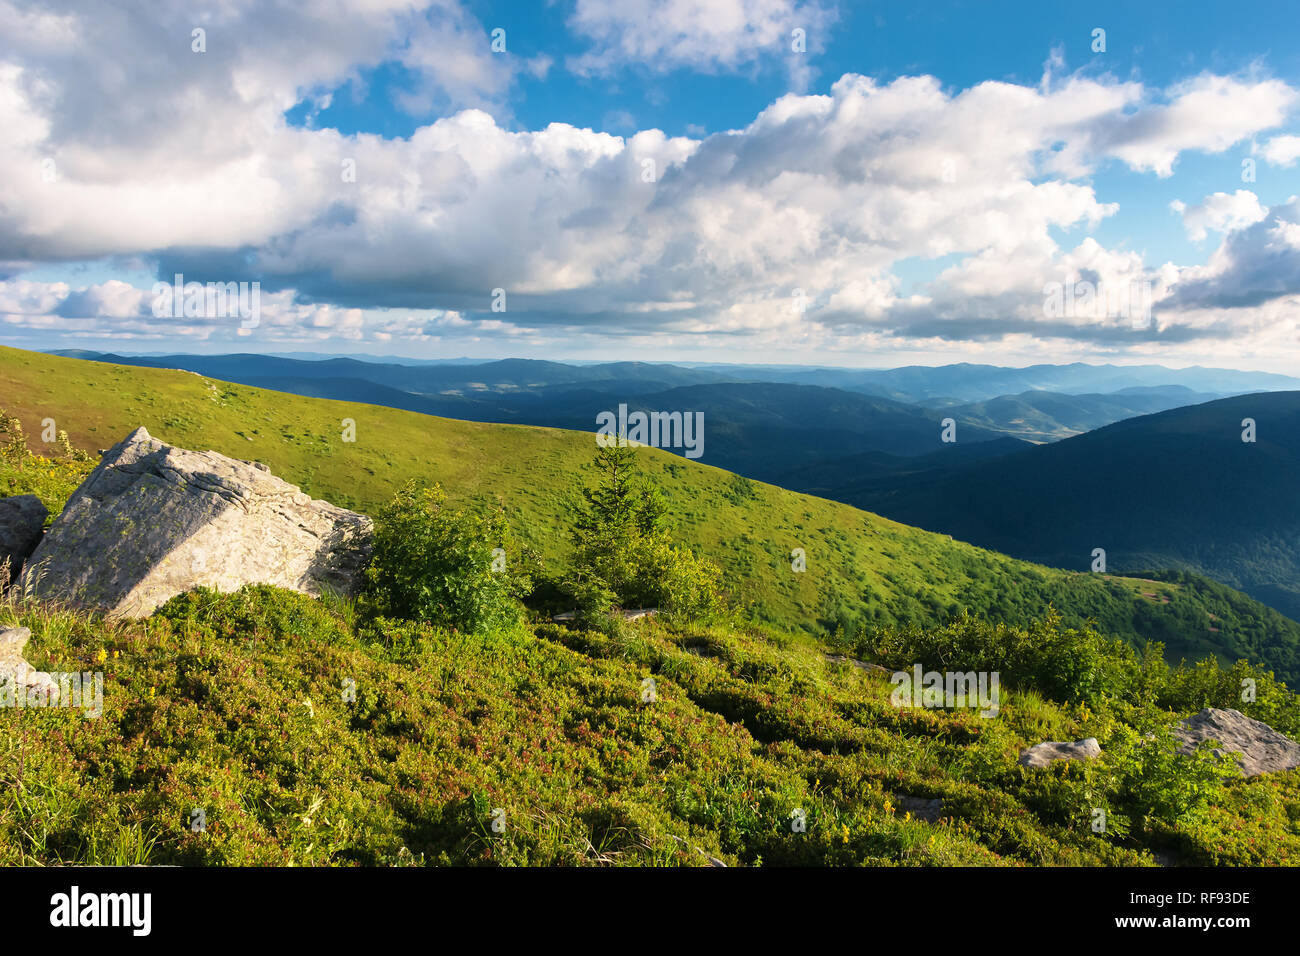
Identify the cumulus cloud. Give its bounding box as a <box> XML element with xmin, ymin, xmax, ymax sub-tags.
<box><xmin>1259</xmin><ymin>133</ymin><xmax>1300</xmax><ymax>166</ymax></box>
<box><xmin>1043</xmin><ymin>74</ymin><xmax>1296</xmax><ymax>177</ymax></box>
<box><xmin>1168</xmin><ymin>196</ymin><xmax>1300</xmax><ymax>308</ymax></box>
<box><xmin>565</xmin><ymin>0</ymin><xmax>836</xmax><ymax>79</ymax></box>
<box><xmin>1171</xmin><ymin>190</ymin><xmax>1268</xmax><ymax>241</ymax></box>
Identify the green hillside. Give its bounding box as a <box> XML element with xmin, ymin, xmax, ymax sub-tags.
<box><xmin>849</xmin><ymin>392</ymin><xmax>1300</xmax><ymax>627</ymax></box>
<box><xmin>4</xmin><ymin>344</ymin><xmax>1300</xmax><ymax>682</ymax></box>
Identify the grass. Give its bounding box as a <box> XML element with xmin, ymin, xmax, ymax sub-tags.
<box><xmin>4</xmin><ymin>343</ymin><xmax>1300</xmax><ymax>865</ymax></box>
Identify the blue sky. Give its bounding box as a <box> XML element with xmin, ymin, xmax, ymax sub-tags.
<box><xmin>2</xmin><ymin>0</ymin><xmax>1299</xmax><ymax>370</ymax></box>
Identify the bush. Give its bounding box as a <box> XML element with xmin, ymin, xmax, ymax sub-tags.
<box><xmin>1102</xmin><ymin>715</ymin><xmax>1239</xmax><ymax>832</ymax></box>
<box><xmin>362</xmin><ymin>481</ymin><xmax>530</xmax><ymax>635</ymax></box>
<box><xmin>637</xmin><ymin>537</ymin><xmax>725</xmax><ymax>622</ymax></box>
<box><xmin>861</xmin><ymin>610</ymin><xmax>1136</xmax><ymax>707</ymax></box>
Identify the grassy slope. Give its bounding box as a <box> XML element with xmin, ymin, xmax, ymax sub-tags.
<box><xmin>4</xmin><ymin>344</ymin><xmax>1300</xmax><ymax>679</ymax></box>
<box><xmin>5</xmin><ymin>584</ymin><xmax>1298</xmax><ymax>866</ymax></box>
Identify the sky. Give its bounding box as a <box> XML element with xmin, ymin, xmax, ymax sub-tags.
<box><xmin>2</xmin><ymin>0</ymin><xmax>1299</xmax><ymax>370</ymax></box>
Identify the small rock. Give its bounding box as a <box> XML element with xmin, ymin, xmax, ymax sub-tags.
<box><xmin>893</xmin><ymin>794</ymin><xmax>944</xmax><ymax>822</ymax></box>
<box><xmin>1019</xmin><ymin>737</ymin><xmax>1101</xmax><ymax>769</ymax></box>
<box><xmin>0</xmin><ymin>625</ymin><xmax>58</xmax><ymax>699</ymax></box>
<box><xmin>668</xmin><ymin>834</ymin><xmax>726</xmax><ymax>867</ymax></box>
<box><xmin>551</xmin><ymin>607</ymin><xmax>658</xmax><ymax>623</ymax></box>
<box><xmin>824</xmin><ymin>653</ymin><xmax>890</xmax><ymax>677</ymax></box>
<box><xmin>1173</xmin><ymin>708</ymin><xmax>1300</xmax><ymax>777</ymax></box>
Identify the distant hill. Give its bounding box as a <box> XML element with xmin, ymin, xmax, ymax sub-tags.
<box><xmin>938</xmin><ymin>387</ymin><xmax>1224</xmax><ymax>441</ymax></box>
<box><xmin>56</xmin><ymin>351</ymin><xmax>1246</xmax><ymax>480</ymax></box>
<box><xmin>500</xmin><ymin>382</ymin><xmax>1011</xmax><ymax>482</ymax></box>
<box><xmin>772</xmin><ymin>437</ymin><xmax>1035</xmax><ymax>501</ymax></box>
<box><xmin>848</xmin><ymin>392</ymin><xmax>1300</xmax><ymax>623</ymax></box>
<box><xmin>50</xmin><ymin>351</ymin><xmax>739</xmax><ymax>396</ymax></box>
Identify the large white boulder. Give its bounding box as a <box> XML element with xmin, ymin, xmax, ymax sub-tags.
<box><xmin>25</xmin><ymin>427</ymin><xmax>372</xmax><ymax>618</ymax></box>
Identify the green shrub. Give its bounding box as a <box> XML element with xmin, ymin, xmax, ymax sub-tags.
<box><xmin>638</xmin><ymin>537</ymin><xmax>725</xmax><ymax>622</ymax></box>
<box><xmin>362</xmin><ymin>481</ymin><xmax>530</xmax><ymax>635</ymax></box>
<box><xmin>563</xmin><ymin>443</ymin><xmax>724</xmax><ymax>622</ymax></box>
<box><xmin>1102</xmin><ymin>715</ymin><xmax>1239</xmax><ymax>832</ymax></box>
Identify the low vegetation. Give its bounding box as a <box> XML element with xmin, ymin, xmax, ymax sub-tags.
<box><xmin>5</xmin><ymin>579</ymin><xmax>1300</xmax><ymax>866</ymax></box>
<box><xmin>3</xmin><ymin>435</ymin><xmax>1300</xmax><ymax>866</ymax></box>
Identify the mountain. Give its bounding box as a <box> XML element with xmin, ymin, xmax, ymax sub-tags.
<box><xmin>936</xmin><ymin>386</ymin><xmax>1224</xmax><ymax>441</ymax></box>
<box><xmin>500</xmin><ymin>382</ymin><xmax>1012</xmax><ymax>482</ymax></box>
<box><xmin>49</xmin><ymin>353</ymin><xmax>1028</xmax><ymax>481</ymax></box>
<box><xmin>689</xmin><ymin>361</ymin><xmax>1300</xmax><ymax>404</ymax></box>
<box><xmin>772</xmin><ymin>437</ymin><xmax>1035</xmax><ymax>500</ymax></box>
<box><xmin>6</xmin><ymin>344</ymin><xmax>1300</xmax><ymax>683</ymax></box>
<box><xmin>848</xmin><ymin>392</ymin><xmax>1300</xmax><ymax>623</ymax></box>
<box><xmin>56</xmin><ymin>352</ymin><xmax>1235</xmax><ymax>482</ymax></box>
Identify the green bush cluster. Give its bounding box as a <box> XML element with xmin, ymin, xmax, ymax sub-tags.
<box><xmin>361</xmin><ymin>481</ymin><xmax>532</xmax><ymax>635</ymax></box>
<box><xmin>361</xmin><ymin>449</ymin><xmax>725</xmax><ymax>633</ymax></box>
<box><xmin>860</xmin><ymin>610</ymin><xmax>1135</xmax><ymax>706</ymax></box>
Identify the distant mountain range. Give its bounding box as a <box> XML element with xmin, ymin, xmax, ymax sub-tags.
<box><xmin>684</xmin><ymin>361</ymin><xmax>1300</xmax><ymax>403</ymax></box>
<box><xmin>50</xmin><ymin>350</ymin><xmax>1269</xmax><ymax>480</ymax></box>
<box><xmin>53</xmin><ymin>351</ymin><xmax>1300</xmax><ymax>404</ymax></box>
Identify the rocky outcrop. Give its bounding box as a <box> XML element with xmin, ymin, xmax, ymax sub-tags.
<box><xmin>24</xmin><ymin>427</ymin><xmax>372</xmax><ymax>618</ymax></box>
<box><xmin>0</xmin><ymin>495</ymin><xmax>47</xmax><ymax>584</ymax></box>
<box><xmin>1019</xmin><ymin>737</ymin><xmax>1101</xmax><ymax>769</ymax></box>
<box><xmin>1173</xmin><ymin>708</ymin><xmax>1300</xmax><ymax>777</ymax></box>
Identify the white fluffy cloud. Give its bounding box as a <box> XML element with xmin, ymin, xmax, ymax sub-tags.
<box><xmin>1084</xmin><ymin>74</ymin><xmax>1295</xmax><ymax>177</ymax></box>
<box><xmin>1172</xmin><ymin>190</ymin><xmax>1268</xmax><ymax>241</ymax></box>
<box><xmin>565</xmin><ymin>0</ymin><xmax>835</xmax><ymax>78</ymax></box>
<box><xmin>1260</xmin><ymin>134</ymin><xmax>1300</xmax><ymax>166</ymax></box>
